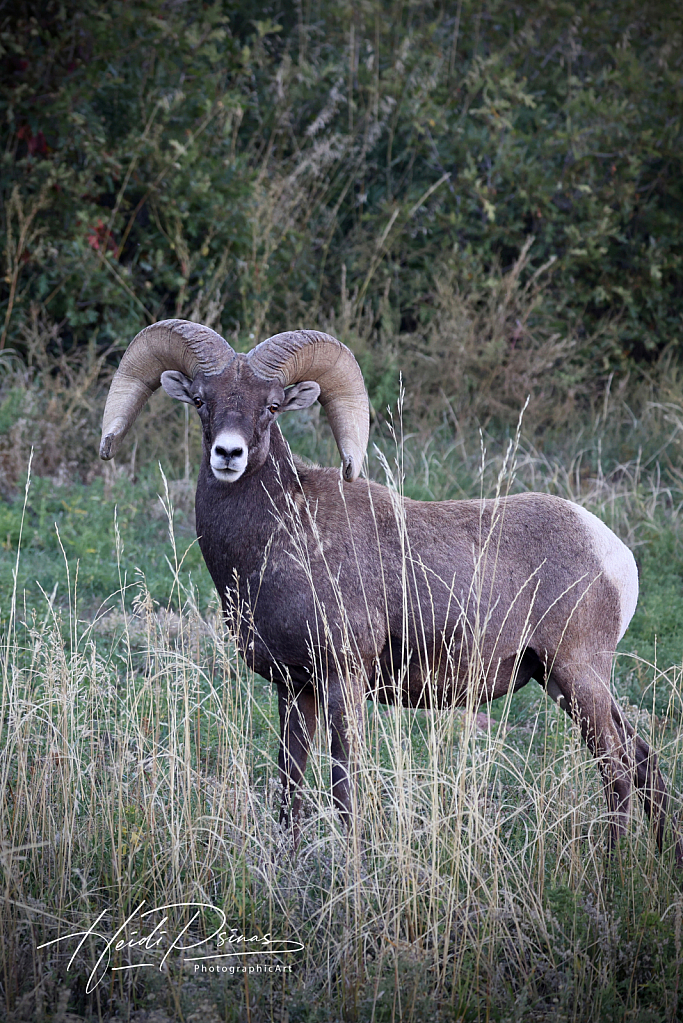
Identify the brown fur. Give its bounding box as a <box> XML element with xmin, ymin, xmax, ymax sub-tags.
<box><xmin>164</xmin><ymin>360</ymin><xmax>682</xmax><ymax>861</ymax></box>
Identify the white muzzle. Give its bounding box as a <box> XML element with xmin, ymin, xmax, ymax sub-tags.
<box><xmin>210</xmin><ymin>430</ymin><xmax>249</xmax><ymax>482</ymax></box>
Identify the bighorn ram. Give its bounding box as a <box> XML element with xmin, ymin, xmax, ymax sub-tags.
<box><xmin>101</xmin><ymin>319</ymin><xmax>682</xmax><ymax>862</ymax></box>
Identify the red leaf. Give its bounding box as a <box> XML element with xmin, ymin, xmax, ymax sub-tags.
<box><xmin>86</xmin><ymin>219</ymin><xmax>117</xmax><ymax>253</ymax></box>
<box><xmin>28</xmin><ymin>131</ymin><xmax>47</xmax><ymax>156</ymax></box>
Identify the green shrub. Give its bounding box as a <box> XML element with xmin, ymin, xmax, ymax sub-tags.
<box><xmin>1</xmin><ymin>0</ymin><xmax>681</xmax><ymax>411</ymax></box>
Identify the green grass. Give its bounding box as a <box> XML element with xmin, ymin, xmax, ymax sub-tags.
<box><xmin>0</xmin><ymin>467</ymin><xmax>212</xmax><ymax>615</ymax></box>
<box><xmin>1</xmin><ymin>416</ymin><xmax>683</xmax><ymax>1022</ymax></box>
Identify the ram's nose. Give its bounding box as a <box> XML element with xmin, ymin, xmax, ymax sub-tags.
<box><xmin>214</xmin><ymin>441</ymin><xmax>243</xmax><ymax>461</ymax></box>
<box><xmin>210</xmin><ymin>430</ymin><xmax>249</xmax><ymax>481</ymax></box>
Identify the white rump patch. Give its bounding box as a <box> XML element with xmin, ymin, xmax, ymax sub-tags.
<box><xmin>211</xmin><ymin>430</ymin><xmax>249</xmax><ymax>482</ymax></box>
<box><xmin>571</xmin><ymin>502</ymin><xmax>639</xmax><ymax>641</ymax></box>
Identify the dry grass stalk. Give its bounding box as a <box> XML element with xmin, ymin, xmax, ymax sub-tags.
<box><xmin>1</xmin><ymin>434</ymin><xmax>681</xmax><ymax>1019</ymax></box>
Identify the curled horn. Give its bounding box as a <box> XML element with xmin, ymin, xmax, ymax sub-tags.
<box><xmin>248</xmin><ymin>330</ymin><xmax>369</xmax><ymax>481</ymax></box>
<box><xmin>100</xmin><ymin>319</ymin><xmax>234</xmax><ymax>460</ymax></box>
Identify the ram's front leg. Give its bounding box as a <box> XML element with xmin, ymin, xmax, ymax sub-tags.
<box><xmin>277</xmin><ymin>681</ymin><xmax>318</xmax><ymax>845</ymax></box>
<box><xmin>326</xmin><ymin>674</ymin><xmax>363</xmax><ymax>830</ymax></box>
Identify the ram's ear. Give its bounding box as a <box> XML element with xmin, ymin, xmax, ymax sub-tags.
<box><xmin>281</xmin><ymin>381</ymin><xmax>321</xmax><ymax>411</ymax></box>
<box><xmin>161</xmin><ymin>370</ymin><xmax>194</xmax><ymax>404</ymax></box>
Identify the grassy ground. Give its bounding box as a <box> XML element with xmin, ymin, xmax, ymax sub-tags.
<box><xmin>1</xmin><ymin>399</ymin><xmax>683</xmax><ymax>1022</ymax></box>
<box><xmin>3</xmin><ymin>3</ymin><xmax>683</xmax><ymax>1017</ymax></box>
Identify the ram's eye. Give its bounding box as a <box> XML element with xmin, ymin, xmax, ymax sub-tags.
<box><xmin>268</xmin><ymin>403</ymin><xmax>280</xmax><ymax>414</ymax></box>
<box><xmin>193</xmin><ymin>396</ymin><xmax>204</xmax><ymax>409</ymax></box>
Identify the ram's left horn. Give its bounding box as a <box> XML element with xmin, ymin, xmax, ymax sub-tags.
<box><xmin>248</xmin><ymin>330</ymin><xmax>369</xmax><ymax>481</ymax></box>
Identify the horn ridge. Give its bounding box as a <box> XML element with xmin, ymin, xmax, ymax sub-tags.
<box><xmin>248</xmin><ymin>329</ymin><xmax>369</xmax><ymax>482</ymax></box>
<box><xmin>100</xmin><ymin>319</ymin><xmax>234</xmax><ymax>461</ymax></box>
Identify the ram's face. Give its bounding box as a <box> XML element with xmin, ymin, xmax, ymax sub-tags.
<box><xmin>161</xmin><ymin>357</ymin><xmax>320</xmax><ymax>482</ymax></box>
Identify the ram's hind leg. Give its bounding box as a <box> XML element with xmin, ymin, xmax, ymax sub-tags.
<box><xmin>277</xmin><ymin>682</ymin><xmax>318</xmax><ymax>845</ymax></box>
<box><xmin>548</xmin><ymin>657</ymin><xmax>635</xmax><ymax>853</ymax></box>
<box><xmin>549</xmin><ymin>656</ymin><xmax>683</xmax><ymax>864</ymax></box>
<box><xmin>613</xmin><ymin>701</ymin><xmax>683</xmax><ymax>865</ymax></box>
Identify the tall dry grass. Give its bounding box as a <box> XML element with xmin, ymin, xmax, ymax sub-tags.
<box><xmin>1</xmin><ymin>417</ymin><xmax>682</xmax><ymax>1021</ymax></box>
<box><xmin>1</xmin><ymin>236</ymin><xmax>679</xmax><ymax>501</ymax></box>
<box><xmin>0</xmin><ymin>250</ymin><xmax>682</xmax><ymax>1022</ymax></box>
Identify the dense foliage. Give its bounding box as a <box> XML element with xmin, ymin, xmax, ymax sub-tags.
<box><xmin>1</xmin><ymin>0</ymin><xmax>682</xmax><ymax>392</ymax></box>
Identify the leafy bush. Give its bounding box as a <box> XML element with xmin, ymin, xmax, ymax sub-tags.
<box><xmin>1</xmin><ymin>0</ymin><xmax>681</xmax><ymax>413</ymax></box>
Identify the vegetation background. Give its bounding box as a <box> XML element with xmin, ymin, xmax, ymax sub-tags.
<box><xmin>1</xmin><ymin>1</ymin><xmax>683</xmax><ymax>1021</ymax></box>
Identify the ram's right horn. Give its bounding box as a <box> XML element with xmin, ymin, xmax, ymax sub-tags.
<box><xmin>100</xmin><ymin>319</ymin><xmax>234</xmax><ymax>460</ymax></box>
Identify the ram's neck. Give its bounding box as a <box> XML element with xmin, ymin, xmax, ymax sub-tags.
<box><xmin>194</xmin><ymin>424</ymin><xmax>300</xmax><ymax>590</ymax></box>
